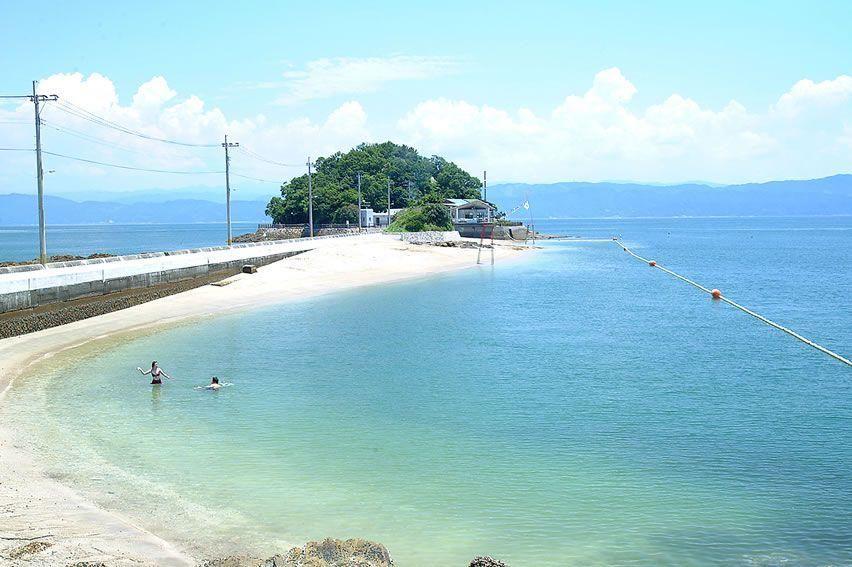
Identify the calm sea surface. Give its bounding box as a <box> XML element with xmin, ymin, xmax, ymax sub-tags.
<box><xmin>3</xmin><ymin>217</ymin><xmax>851</xmax><ymax>566</ymax></box>
<box><xmin>0</xmin><ymin>222</ymin><xmax>258</xmax><ymax>261</ymax></box>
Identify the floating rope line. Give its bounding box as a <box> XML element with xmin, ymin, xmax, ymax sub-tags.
<box><xmin>614</xmin><ymin>238</ymin><xmax>851</xmax><ymax>367</ymax></box>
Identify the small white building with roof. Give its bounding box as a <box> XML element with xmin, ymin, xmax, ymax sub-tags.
<box><xmin>443</xmin><ymin>198</ymin><xmax>497</xmax><ymax>224</ymax></box>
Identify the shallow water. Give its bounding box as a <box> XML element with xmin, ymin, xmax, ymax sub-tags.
<box><xmin>4</xmin><ymin>217</ymin><xmax>851</xmax><ymax>566</ymax></box>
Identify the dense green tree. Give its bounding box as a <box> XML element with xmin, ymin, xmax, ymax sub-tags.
<box><xmin>266</xmin><ymin>141</ymin><xmax>482</xmax><ymax>224</ymax></box>
<box><xmin>387</xmin><ymin>203</ymin><xmax>453</xmax><ymax>232</ymax></box>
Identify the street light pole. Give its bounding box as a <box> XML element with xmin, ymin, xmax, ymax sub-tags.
<box><xmin>386</xmin><ymin>177</ymin><xmax>391</xmax><ymax>228</ymax></box>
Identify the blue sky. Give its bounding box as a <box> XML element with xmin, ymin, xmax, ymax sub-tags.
<box><xmin>1</xmin><ymin>0</ymin><xmax>851</xmax><ymax>198</ymax></box>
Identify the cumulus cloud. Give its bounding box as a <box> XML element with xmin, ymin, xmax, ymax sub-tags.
<box><xmin>2</xmin><ymin>68</ymin><xmax>851</xmax><ymax>194</ymax></box>
<box><xmin>398</xmin><ymin>68</ymin><xmax>851</xmax><ymax>183</ymax></box>
<box><xmin>274</xmin><ymin>56</ymin><xmax>458</xmax><ymax>105</ymax></box>
<box><xmin>0</xmin><ymin>72</ymin><xmax>372</xmax><ymax>193</ymax></box>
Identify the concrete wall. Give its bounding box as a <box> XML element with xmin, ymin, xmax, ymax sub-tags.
<box><xmin>0</xmin><ymin>233</ymin><xmax>380</xmax><ymax>314</ymax></box>
<box><xmin>453</xmin><ymin>223</ymin><xmax>529</xmax><ymax>240</ymax></box>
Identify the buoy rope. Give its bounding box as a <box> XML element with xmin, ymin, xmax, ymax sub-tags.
<box><xmin>614</xmin><ymin>239</ymin><xmax>852</xmax><ymax>367</ymax></box>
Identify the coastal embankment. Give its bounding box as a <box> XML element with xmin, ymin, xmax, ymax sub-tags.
<box><xmin>0</xmin><ymin>234</ymin><xmax>526</xmax><ymax>566</ymax></box>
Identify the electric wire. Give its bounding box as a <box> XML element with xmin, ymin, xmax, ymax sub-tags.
<box><xmin>41</xmin><ymin>150</ymin><xmax>223</xmax><ymax>175</ymax></box>
<box><xmin>237</xmin><ymin>146</ymin><xmax>302</xmax><ymax>167</ymax></box>
<box><xmin>52</xmin><ymin>100</ymin><xmax>218</xmax><ymax>147</ymax></box>
<box><xmin>230</xmin><ymin>171</ymin><xmax>284</xmax><ymax>184</ymax></box>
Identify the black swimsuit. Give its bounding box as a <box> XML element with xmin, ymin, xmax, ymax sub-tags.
<box><xmin>151</xmin><ymin>370</ymin><xmax>163</xmax><ymax>384</ymax></box>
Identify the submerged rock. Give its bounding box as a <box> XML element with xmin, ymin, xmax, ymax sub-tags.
<box><xmin>199</xmin><ymin>557</ymin><xmax>265</xmax><ymax>567</ymax></box>
<box><xmin>469</xmin><ymin>557</ymin><xmax>509</xmax><ymax>567</ymax></box>
<box><xmin>266</xmin><ymin>538</ymin><xmax>394</xmax><ymax>567</ymax></box>
<box><xmin>200</xmin><ymin>539</ymin><xmax>393</xmax><ymax>567</ymax></box>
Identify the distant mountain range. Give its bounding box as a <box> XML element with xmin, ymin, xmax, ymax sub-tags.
<box><xmin>0</xmin><ymin>194</ymin><xmax>270</xmax><ymax>225</ymax></box>
<box><xmin>487</xmin><ymin>174</ymin><xmax>852</xmax><ymax>218</ymax></box>
<box><xmin>1</xmin><ymin>174</ymin><xmax>850</xmax><ymax>225</ymax></box>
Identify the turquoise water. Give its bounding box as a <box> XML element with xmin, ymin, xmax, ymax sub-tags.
<box><xmin>3</xmin><ymin>217</ymin><xmax>851</xmax><ymax>565</ymax></box>
<box><xmin>0</xmin><ymin>222</ymin><xmax>258</xmax><ymax>261</ymax></box>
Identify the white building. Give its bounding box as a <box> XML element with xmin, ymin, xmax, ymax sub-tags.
<box><xmin>443</xmin><ymin>199</ymin><xmax>496</xmax><ymax>223</ymax></box>
<box><xmin>360</xmin><ymin>208</ymin><xmax>404</xmax><ymax>228</ymax></box>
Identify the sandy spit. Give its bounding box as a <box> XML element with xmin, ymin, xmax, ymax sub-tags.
<box><xmin>0</xmin><ymin>235</ymin><xmax>527</xmax><ymax>566</ymax></box>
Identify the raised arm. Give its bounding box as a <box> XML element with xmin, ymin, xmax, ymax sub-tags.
<box><xmin>138</xmin><ymin>367</ymin><xmax>151</xmax><ymax>375</ymax></box>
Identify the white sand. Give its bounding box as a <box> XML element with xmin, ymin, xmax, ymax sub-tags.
<box><xmin>0</xmin><ymin>235</ymin><xmax>527</xmax><ymax>566</ymax></box>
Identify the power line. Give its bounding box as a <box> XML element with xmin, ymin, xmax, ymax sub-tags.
<box><xmin>52</xmin><ymin>100</ymin><xmax>219</xmax><ymax>148</ymax></box>
<box><xmin>237</xmin><ymin>145</ymin><xmax>302</xmax><ymax>167</ymax></box>
<box><xmin>41</xmin><ymin>119</ymin><xmax>161</xmax><ymax>155</ymax></box>
<box><xmin>230</xmin><ymin>171</ymin><xmax>284</xmax><ymax>184</ymax></box>
<box><xmin>0</xmin><ymin>147</ymin><xmax>34</xmax><ymax>151</ymax></box>
<box><xmin>42</xmin><ymin>150</ymin><xmax>223</xmax><ymax>175</ymax></box>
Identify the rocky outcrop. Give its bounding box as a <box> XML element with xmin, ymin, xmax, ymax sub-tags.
<box><xmin>199</xmin><ymin>539</ymin><xmax>511</xmax><ymax>567</ymax></box>
<box><xmin>200</xmin><ymin>539</ymin><xmax>393</xmax><ymax>567</ymax></box>
<box><xmin>266</xmin><ymin>538</ymin><xmax>393</xmax><ymax>567</ymax></box>
<box><xmin>469</xmin><ymin>557</ymin><xmax>509</xmax><ymax>567</ymax></box>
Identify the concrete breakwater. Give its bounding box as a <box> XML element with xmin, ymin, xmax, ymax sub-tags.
<box><xmin>0</xmin><ymin>233</ymin><xmax>375</xmax><ymax>316</ymax></box>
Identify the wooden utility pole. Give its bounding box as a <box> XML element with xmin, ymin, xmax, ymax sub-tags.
<box><xmin>1</xmin><ymin>82</ymin><xmax>58</xmax><ymax>264</ymax></box>
<box><xmin>307</xmin><ymin>158</ymin><xmax>315</xmax><ymax>236</ymax></box>
<box><xmin>221</xmin><ymin>135</ymin><xmax>239</xmax><ymax>245</ymax></box>
<box><xmin>357</xmin><ymin>172</ymin><xmax>362</xmax><ymax>231</ymax></box>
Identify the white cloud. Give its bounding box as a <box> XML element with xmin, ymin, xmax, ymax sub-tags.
<box><xmin>2</xmin><ymin>68</ymin><xmax>851</xmax><ymax>195</ymax></box>
<box><xmin>774</xmin><ymin>75</ymin><xmax>852</xmax><ymax>116</ymax></box>
<box><xmin>0</xmin><ymin>72</ymin><xmax>371</xmax><ymax>194</ymax></box>
<box><xmin>274</xmin><ymin>56</ymin><xmax>458</xmax><ymax>105</ymax></box>
<box><xmin>398</xmin><ymin>68</ymin><xmax>850</xmax><ymax>183</ymax></box>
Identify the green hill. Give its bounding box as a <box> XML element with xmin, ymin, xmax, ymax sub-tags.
<box><xmin>265</xmin><ymin>141</ymin><xmax>482</xmax><ymax>225</ymax></box>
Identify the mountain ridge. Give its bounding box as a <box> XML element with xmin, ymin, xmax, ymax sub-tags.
<box><xmin>486</xmin><ymin>174</ymin><xmax>852</xmax><ymax>218</ymax></box>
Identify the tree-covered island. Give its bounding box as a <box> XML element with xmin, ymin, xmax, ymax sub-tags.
<box><xmin>265</xmin><ymin>142</ymin><xmax>484</xmax><ymax>230</ymax></box>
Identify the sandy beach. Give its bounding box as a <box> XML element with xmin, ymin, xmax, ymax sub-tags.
<box><xmin>0</xmin><ymin>235</ymin><xmax>526</xmax><ymax>566</ymax></box>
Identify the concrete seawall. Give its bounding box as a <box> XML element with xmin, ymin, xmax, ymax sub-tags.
<box><xmin>0</xmin><ymin>233</ymin><xmax>379</xmax><ymax>315</ymax></box>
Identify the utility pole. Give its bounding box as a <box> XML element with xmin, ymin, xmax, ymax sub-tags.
<box><xmin>1</xmin><ymin>82</ymin><xmax>59</xmax><ymax>264</ymax></box>
<box><xmin>407</xmin><ymin>179</ymin><xmax>413</xmax><ymax>200</ymax></box>
<box><xmin>386</xmin><ymin>177</ymin><xmax>391</xmax><ymax>228</ymax></box>
<box><xmin>221</xmin><ymin>135</ymin><xmax>239</xmax><ymax>245</ymax></box>
<box><xmin>306</xmin><ymin>158</ymin><xmax>315</xmax><ymax>236</ymax></box>
<box><xmin>483</xmin><ymin>170</ymin><xmax>487</xmax><ymax>202</ymax></box>
<box><xmin>357</xmin><ymin>172</ymin><xmax>362</xmax><ymax>231</ymax></box>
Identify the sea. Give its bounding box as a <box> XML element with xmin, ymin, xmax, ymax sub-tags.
<box><xmin>1</xmin><ymin>217</ymin><xmax>850</xmax><ymax>566</ymax></box>
<box><xmin>0</xmin><ymin>222</ymin><xmax>259</xmax><ymax>262</ymax></box>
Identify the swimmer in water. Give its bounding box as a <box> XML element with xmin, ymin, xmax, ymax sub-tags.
<box><xmin>137</xmin><ymin>361</ymin><xmax>171</xmax><ymax>385</ymax></box>
<box><xmin>205</xmin><ymin>376</ymin><xmax>221</xmax><ymax>390</ymax></box>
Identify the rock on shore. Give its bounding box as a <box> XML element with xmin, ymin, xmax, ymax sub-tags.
<box><xmin>200</xmin><ymin>538</ymin><xmax>394</xmax><ymax>567</ymax></box>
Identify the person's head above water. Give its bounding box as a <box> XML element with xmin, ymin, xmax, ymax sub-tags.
<box><xmin>211</xmin><ymin>376</ymin><xmax>219</xmax><ymax>384</ymax></box>
<box><xmin>152</xmin><ymin>361</ymin><xmax>158</xmax><ymax>368</ymax></box>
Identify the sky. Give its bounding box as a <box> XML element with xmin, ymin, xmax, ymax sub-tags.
<box><xmin>1</xmin><ymin>0</ymin><xmax>851</xmax><ymax>201</ymax></box>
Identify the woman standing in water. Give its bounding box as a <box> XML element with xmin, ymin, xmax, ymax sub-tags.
<box><xmin>137</xmin><ymin>361</ymin><xmax>171</xmax><ymax>384</ymax></box>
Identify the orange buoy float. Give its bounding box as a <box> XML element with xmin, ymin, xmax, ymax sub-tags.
<box><xmin>648</xmin><ymin>261</ymin><xmax>656</xmax><ymax>267</ymax></box>
<box><xmin>711</xmin><ymin>289</ymin><xmax>722</xmax><ymax>300</ymax></box>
